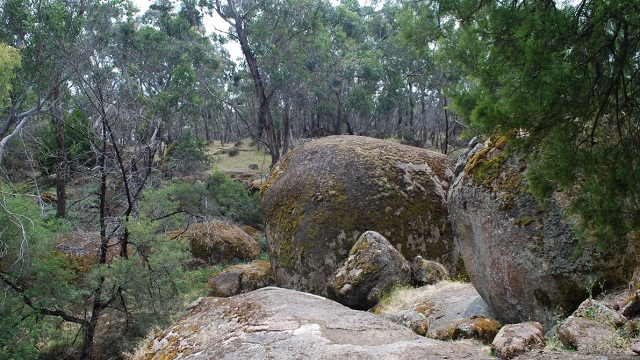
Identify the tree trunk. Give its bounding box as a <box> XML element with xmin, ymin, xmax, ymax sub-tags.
<box><xmin>282</xmin><ymin>99</ymin><xmax>291</xmax><ymax>155</ymax></box>
<box><xmin>408</xmin><ymin>82</ymin><xmax>415</xmax><ymax>132</ymax></box>
<box><xmin>443</xmin><ymin>97</ymin><xmax>449</xmax><ymax>154</ymax></box>
<box><xmin>52</xmin><ymin>86</ymin><xmax>67</xmax><ymax>218</ymax></box>
<box><xmin>227</xmin><ymin>1</ymin><xmax>280</xmax><ymax>165</ymax></box>
<box><xmin>334</xmin><ymin>91</ymin><xmax>342</xmax><ymax>135</ymax></box>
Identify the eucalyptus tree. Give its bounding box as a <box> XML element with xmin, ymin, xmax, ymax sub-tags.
<box><xmin>206</xmin><ymin>0</ymin><xmax>329</xmax><ymax>165</ymax></box>
<box><xmin>0</xmin><ymin>0</ymin><xmax>90</xmax><ymax>221</ymax></box>
<box><xmin>0</xmin><ymin>1</ymin><xmax>207</xmax><ymax>357</ymax></box>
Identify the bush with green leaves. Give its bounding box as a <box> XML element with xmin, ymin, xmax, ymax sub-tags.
<box><xmin>140</xmin><ymin>173</ymin><xmax>262</xmax><ymax>228</ymax></box>
<box><xmin>163</xmin><ymin>130</ymin><xmax>210</xmax><ymax>177</ymax></box>
<box><xmin>0</xmin><ymin>182</ymin><xmax>205</xmax><ymax>358</ymax></box>
<box><xmin>0</xmin><ymin>186</ymin><xmax>71</xmax><ymax>359</ymax></box>
<box><xmin>204</xmin><ymin>172</ymin><xmax>262</xmax><ymax>227</ymax></box>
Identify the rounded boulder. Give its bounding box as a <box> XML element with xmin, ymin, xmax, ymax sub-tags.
<box><xmin>262</xmin><ymin>135</ymin><xmax>454</xmax><ymax>297</ymax></box>
<box><xmin>448</xmin><ymin>137</ymin><xmax>639</xmax><ymax>330</ymax></box>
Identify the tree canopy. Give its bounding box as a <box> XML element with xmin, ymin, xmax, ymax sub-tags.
<box><xmin>0</xmin><ymin>0</ymin><xmax>639</xmax><ymax>357</ymax></box>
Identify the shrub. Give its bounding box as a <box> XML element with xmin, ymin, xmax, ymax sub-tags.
<box><xmin>164</xmin><ymin>130</ymin><xmax>210</xmax><ymax>177</ymax></box>
<box><xmin>205</xmin><ymin>172</ymin><xmax>262</xmax><ymax>227</ymax></box>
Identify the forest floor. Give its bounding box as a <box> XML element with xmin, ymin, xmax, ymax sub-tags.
<box><xmin>207</xmin><ymin>139</ymin><xmax>271</xmax><ymax>179</ymax></box>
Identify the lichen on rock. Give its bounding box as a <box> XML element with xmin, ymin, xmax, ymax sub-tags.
<box><xmin>329</xmin><ymin>231</ymin><xmax>411</xmax><ymax>309</ymax></box>
<box><xmin>169</xmin><ymin>221</ymin><xmax>261</xmax><ymax>265</ymax></box>
<box><xmin>261</xmin><ymin>135</ymin><xmax>455</xmax><ymax>297</ymax></box>
<box><xmin>448</xmin><ymin>137</ymin><xmax>639</xmax><ymax>330</ymax></box>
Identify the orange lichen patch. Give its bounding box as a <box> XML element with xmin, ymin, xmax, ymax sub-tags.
<box><xmin>170</xmin><ymin>221</ymin><xmax>261</xmax><ymax>265</ymax></box>
<box><xmin>208</xmin><ymin>260</ymin><xmax>273</xmax><ymax>297</ymax></box>
<box><xmin>452</xmin><ymin>317</ymin><xmax>502</xmax><ymax>344</ymax></box>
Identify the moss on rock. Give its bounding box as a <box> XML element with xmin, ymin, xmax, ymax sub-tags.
<box><xmin>170</xmin><ymin>221</ymin><xmax>261</xmax><ymax>265</ymax></box>
<box><xmin>262</xmin><ymin>135</ymin><xmax>455</xmax><ymax>297</ymax></box>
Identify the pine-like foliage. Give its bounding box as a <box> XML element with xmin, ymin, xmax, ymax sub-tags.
<box><xmin>443</xmin><ymin>0</ymin><xmax>640</xmax><ymax>244</ymax></box>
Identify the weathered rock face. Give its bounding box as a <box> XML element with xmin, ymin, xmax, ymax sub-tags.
<box><xmin>329</xmin><ymin>231</ymin><xmax>411</xmax><ymax>309</ymax></box>
<box><xmin>448</xmin><ymin>137</ymin><xmax>638</xmax><ymax>329</ymax></box>
<box><xmin>208</xmin><ymin>260</ymin><xmax>273</xmax><ymax>297</ymax></box>
<box><xmin>170</xmin><ymin>221</ymin><xmax>262</xmax><ymax>265</ymax></box>
<box><xmin>558</xmin><ymin>316</ymin><xmax>623</xmax><ymax>353</ymax></box>
<box><xmin>491</xmin><ymin>322</ymin><xmax>545</xmax><ymax>360</ymax></box>
<box><xmin>372</xmin><ymin>281</ymin><xmax>498</xmax><ymax>340</ymax></box>
<box><xmin>410</xmin><ymin>256</ymin><xmax>450</xmax><ymax>286</ymax></box>
<box><xmin>262</xmin><ymin>135</ymin><xmax>454</xmax><ymax>297</ymax></box>
<box><xmin>134</xmin><ymin>287</ymin><xmax>493</xmax><ymax>360</ymax></box>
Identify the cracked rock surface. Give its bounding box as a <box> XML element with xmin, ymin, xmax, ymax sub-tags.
<box><xmin>135</xmin><ymin>287</ymin><xmax>491</xmax><ymax>359</ymax></box>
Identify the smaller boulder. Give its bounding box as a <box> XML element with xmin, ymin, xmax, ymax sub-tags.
<box><xmin>373</xmin><ymin>281</ymin><xmax>498</xmax><ymax>340</ymax></box>
<box><xmin>208</xmin><ymin>260</ymin><xmax>273</xmax><ymax>297</ymax></box>
<box><xmin>557</xmin><ymin>316</ymin><xmax>624</xmax><ymax>353</ymax></box>
<box><xmin>491</xmin><ymin>322</ymin><xmax>545</xmax><ymax>360</ymax></box>
<box><xmin>622</xmin><ymin>290</ymin><xmax>640</xmax><ymax>318</ymax></box>
<box><xmin>410</xmin><ymin>256</ymin><xmax>450</xmax><ymax>286</ymax></box>
<box><xmin>573</xmin><ymin>299</ymin><xmax>626</xmax><ymax>327</ymax></box>
<box><xmin>450</xmin><ymin>317</ymin><xmax>502</xmax><ymax>345</ymax></box>
<box><xmin>381</xmin><ymin>310</ymin><xmax>429</xmax><ymax>336</ymax></box>
<box><xmin>330</xmin><ymin>231</ymin><xmax>411</xmax><ymax>309</ymax></box>
<box><xmin>171</xmin><ymin>221</ymin><xmax>262</xmax><ymax>265</ymax></box>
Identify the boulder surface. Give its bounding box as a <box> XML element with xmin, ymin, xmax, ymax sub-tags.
<box><xmin>330</xmin><ymin>231</ymin><xmax>411</xmax><ymax>309</ymax></box>
<box><xmin>373</xmin><ymin>281</ymin><xmax>498</xmax><ymax>340</ymax></box>
<box><xmin>262</xmin><ymin>135</ymin><xmax>454</xmax><ymax>297</ymax></box>
<box><xmin>208</xmin><ymin>260</ymin><xmax>273</xmax><ymax>297</ymax></box>
<box><xmin>170</xmin><ymin>221</ymin><xmax>261</xmax><ymax>265</ymax></box>
<box><xmin>134</xmin><ymin>287</ymin><xmax>492</xmax><ymax>360</ymax></box>
<box><xmin>491</xmin><ymin>321</ymin><xmax>545</xmax><ymax>360</ymax></box>
<box><xmin>448</xmin><ymin>137</ymin><xmax>638</xmax><ymax>329</ymax></box>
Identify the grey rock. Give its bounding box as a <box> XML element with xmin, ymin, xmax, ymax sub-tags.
<box><xmin>134</xmin><ymin>287</ymin><xmax>493</xmax><ymax>360</ymax></box>
<box><xmin>262</xmin><ymin>135</ymin><xmax>455</xmax><ymax>297</ymax></box>
<box><xmin>558</xmin><ymin>316</ymin><xmax>625</xmax><ymax>353</ymax></box>
<box><xmin>573</xmin><ymin>299</ymin><xmax>626</xmax><ymax>327</ymax></box>
<box><xmin>208</xmin><ymin>260</ymin><xmax>273</xmax><ymax>297</ymax></box>
<box><xmin>382</xmin><ymin>310</ymin><xmax>429</xmax><ymax>336</ymax></box>
<box><xmin>410</xmin><ymin>256</ymin><xmax>450</xmax><ymax>286</ymax></box>
<box><xmin>491</xmin><ymin>321</ymin><xmax>545</xmax><ymax>360</ymax></box>
<box><xmin>330</xmin><ymin>231</ymin><xmax>411</xmax><ymax>309</ymax></box>
<box><xmin>373</xmin><ymin>281</ymin><xmax>498</xmax><ymax>339</ymax></box>
<box><xmin>448</xmin><ymin>137</ymin><xmax>638</xmax><ymax>330</ymax></box>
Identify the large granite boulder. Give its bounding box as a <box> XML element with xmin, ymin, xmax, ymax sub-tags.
<box><xmin>133</xmin><ymin>287</ymin><xmax>493</xmax><ymax>360</ymax></box>
<box><xmin>448</xmin><ymin>137</ymin><xmax>639</xmax><ymax>329</ymax></box>
<box><xmin>262</xmin><ymin>135</ymin><xmax>454</xmax><ymax>297</ymax></box>
<box><xmin>329</xmin><ymin>231</ymin><xmax>411</xmax><ymax>309</ymax></box>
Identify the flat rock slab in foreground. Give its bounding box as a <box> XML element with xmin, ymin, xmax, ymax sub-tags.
<box><xmin>135</xmin><ymin>287</ymin><xmax>492</xmax><ymax>360</ymax></box>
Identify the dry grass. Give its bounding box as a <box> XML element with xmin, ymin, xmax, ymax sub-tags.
<box><xmin>207</xmin><ymin>139</ymin><xmax>271</xmax><ymax>176</ymax></box>
<box><xmin>375</xmin><ymin>280</ymin><xmax>469</xmax><ymax>314</ymax></box>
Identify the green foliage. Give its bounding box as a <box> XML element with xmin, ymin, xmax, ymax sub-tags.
<box><xmin>0</xmin><ymin>42</ymin><xmax>20</xmax><ymax>113</ymax></box>
<box><xmin>205</xmin><ymin>172</ymin><xmax>262</xmax><ymax>227</ymax></box>
<box><xmin>0</xmin><ymin>180</ymin><xmax>213</xmax><ymax>358</ymax></box>
<box><xmin>0</xmin><ymin>185</ymin><xmax>72</xmax><ymax>358</ymax></box>
<box><xmin>35</xmin><ymin>108</ymin><xmax>94</xmax><ymax>174</ymax></box>
<box><xmin>437</xmin><ymin>0</ymin><xmax>640</xmax><ymax>244</ymax></box>
<box><xmin>138</xmin><ymin>172</ymin><xmax>262</xmax><ymax>229</ymax></box>
<box><xmin>164</xmin><ymin>130</ymin><xmax>211</xmax><ymax>176</ymax></box>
